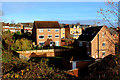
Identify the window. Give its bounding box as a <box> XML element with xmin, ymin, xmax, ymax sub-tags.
<box><xmin>39</xmin><ymin>35</ymin><xmax>44</xmax><ymax>39</ymax></box>
<box><xmin>102</xmin><ymin>51</ymin><xmax>105</xmax><ymax>56</ymax></box>
<box><xmin>102</xmin><ymin>42</ymin><xmax>106</xmax><ymax>47</ymax></box>
<box><xmin>86</xmin><ymin>33</ymin><xmax>88</xmax><ymax>35</ymax></box>
<box><xmin>50</xmin><ymin>41</ymin><xmax>54</xmax><ymax>44</ymax></box>
<box><xmin>87</xmin><ymin>52</ymin><xmax>90</xmax><ymax>55</ymax></box>
<box><xmin>74</xmin><ymin>31</ymin><xmax>76</xmax><ymax>33</ymax></box>
<box><xmin>55</xmin><ymin>29</ymin><xmax>59</xmax><ymax>32</ymax></box>
<box><xmin>74</xmin><ymin>26</ymin><xmax>76</xmax><ymax>29</ymax></box>
<box><xmin>73</xmin><ymin>35</ymin><xmax>77</xmax><ymax>37</ymax></box>
<box><xmin>39</xmin><ymin>42</ymin><xmax>45</xmax><ymax>46</ymax></box>
<box><xmin>55</xmin><ymin>41</ymin><xmax>59</xmax><ymax>46</ymax></box>
<box><xmin>63</xmin><ymin>29</ymin><xmax>65</xmax><ymax>31</ymax></box>
<box><xmin>10</xmin><ymin>30</ymin><xmax>15</xmax><ymax>32</ymax></box>
<box><xmin>55</xmin><ymin>35</ymin><xmax>59</xmax><ymax>38</ymax></box>
<box><xmin>48</xmin><ymin>29</ymin><xmax>51</xmax><ymax>32</ymax></box>
<box><xmin>5</xmin><ymin>29</ymin><xmax>8</xmax><ymax>31</ymax></box>
<box><xmin>71</xmin><ymin>31</ymin><xmax>72</xmax><ymax>33</ymax></box>
<box><xmin>63</xmin><ymin>33</ymin><xmax>64</xmax><ymax>34</ymax></box>
<box><xmin>3</xmin><ymin>26</ymin><xmax>9</xmax><ymax>28</ymax></box>
<box><xmin>79</xmin><ymin>42</ymin><xmax>82</xmax><ymax>46</ymax></box>
<box><xmin>92</xmin><ymin>33</ymin><xmax>94</xmax><ymax>35</ymax></box>
<box><xmin>86</xmin><ymin>43</ymin><xmax>89</xmax><ymax>47</ymax></box>
<box><xmin>62</xmin><ymin>37</ymin><xmax>64</xmax><ymax>39</ymax></box>
<box><xmin>48</xmin><ymin>35</ymin><xmax>52</xmax><ymax>38</ymax></box>
<box><xmin>39</xmin><ymin>29</ymin><xmax>43</xmax><ymax>32</ymax></box>
<box><xmin>50</xmin><ymin>41</ymin><xmax>54</xmax><ymax>46</ymax></box>
<box><xmin>102</xmin><ymin>32</ymin><xmax>105</xmax><ymax>37</ymax></box>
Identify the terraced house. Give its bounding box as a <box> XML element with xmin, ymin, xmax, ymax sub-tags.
<box><xmin>2</xmin><ymin>22</ymin><xmax>23</xmax><ymax>33</ymax></box>
<box><xmin>33</xmin><ymin>21</ymin><xmax>61</xmax><ymax>46</ymax></box>
<box><xmin>76</xmin><ymin>26</ymin><xmax>119</xmax><ymax>59</ymax></box>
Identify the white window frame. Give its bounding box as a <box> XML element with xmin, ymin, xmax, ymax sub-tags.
<box><xmin>55</xmin><ymin>35</ymin><xmax>59</xmax><ymax>38</ymax></box>
<box><xmin>48</xmin><ymin>35</ymin><xmax>52</xmax><ymax>38</ymax></box>
<box><xmin>39</xmin><ymin>42</ymin><xmax>45</xmax><ymax>46</ymax></box>
<box><xmin>55</xmin><ymin>41</ymin><xmax>59</xmax><ymax>46</ymax></box>
<box><xmin>72</xmin><ymin>61</ymin><xmax>76</xmax><ymax>69</ymax></box>
<box><xmin>4</xmin><ymin>29</ymin><xmax>8</xmax><ymax>31</ymax></box>
<box><xmin>50</xmin><ymin>41</ymin><xmax>54</xmax><ymax>46</ymax></box>
<box><xmin>48</xmin><ymin>29</ymin><xmax>51</xmax><ymax>32</ymax></box>
<box><xmin>39</xmin><ymin>29</ymin><xmax>43</xmax><ymax>32</ymax></box>
<box><xmin>39</xmin><ymin>35</ymin><xmax>44</xmax><ymax>39</ymax></box>
<box><xmin>55</xmin><ymin>29</ymin><xmax>59</xmax><ymax>32</ymax></box>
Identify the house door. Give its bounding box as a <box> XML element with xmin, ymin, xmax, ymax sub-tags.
<box><xmin>72</xmin><ymin>61</ymin><xmax>76</xmax><ymax>69</ymax></box>
<box><xmin>55</xmin><ymin>41</ymin><xmax>59</xmax><ymax>46</ymax></box>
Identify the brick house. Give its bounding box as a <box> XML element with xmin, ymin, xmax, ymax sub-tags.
<box><xmin>75</xmin><ymin>26</ymin><xmax>119</xmax><ymax>59</ymax></box>
<box><xmin>20</xmin><ymin>23</ymin><xmax>33</xmax><ymax>33</ymax></box>
<box><xmin>60</xmin><ymin>24</ymin><xmax>90</xmax><ymax>39</ymax></box>
<box><xmin>2</xmin><ymin>22</ymin><xmax>9</xmax><ymax>32</ymax></box>
<box><xmin>33</xmin><ymin>21</ymin><xmax>61</xmax><ymax>46</ymax></box>
<box><xmin>2</xmin><ymin>22</ymin><xmax>23</xmax><ymax>33</ymax></box>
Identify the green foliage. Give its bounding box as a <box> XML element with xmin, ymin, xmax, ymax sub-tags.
<box><xmin>16</xmin><ymin>31</ymin><xmax>20</xmax><ymax>35</ymax></box>
<box><xmin>2</xmin><ymin>31</ymin><xmax>14</xmax><ymax>51</ymax></box>
<box><xmin>15</xmin><ymin>38</ymin><xmax>32</xmax><ymax>51</ymax></box>
<box><xmin>3</xmin><ymin>58</ymin><xmax>78</xmax><ymax>79</ymax></box>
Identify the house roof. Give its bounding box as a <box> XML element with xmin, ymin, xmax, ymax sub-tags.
<box><xmin>2</xmin><ymin>22</ymin><xmax>9</xmax><ymax>26</ymax></box>
<box><xmin>108</xmin><ymin>28</ymin><xmax>118</xmax><ymax>36</ymax></box>
<box><xmin>21</xmin><ymin>23</ymin><xmax>33</xmax><ymax>28</ymax></box>
<box><xmin>9</xmin><ymin>24</ymin><xmax>21</xmax><ymax>27</ymax></box>
<box><xmin>34</xmin><ymin>21</ymin><xmax>60</xmax><ymax>28</ymax></box>
<box><xmin>78</xmin><ymin>26</ymin><xmax>103</xmax><ymax>41</ymax></box>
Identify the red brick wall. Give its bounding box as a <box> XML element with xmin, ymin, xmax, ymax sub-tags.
<box><xmin>66</xmin><ymin>69</ymin><xmax>78</xmax><ymax>77</ymax></box>
<box><xmin>91</xmin><ymin>26</ymin><xmax>117</xmax><ymax>59</ymax></box>
<box><xmin>36</xmin><ymin>28</ymin><xmax>61</xmax><ymax>46</ymax></box>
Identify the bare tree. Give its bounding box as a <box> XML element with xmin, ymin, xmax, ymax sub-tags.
<box><xmin>97</xmin><ymin>0</ymin><xmax>119</xmax><ymax>27</ymax></box>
